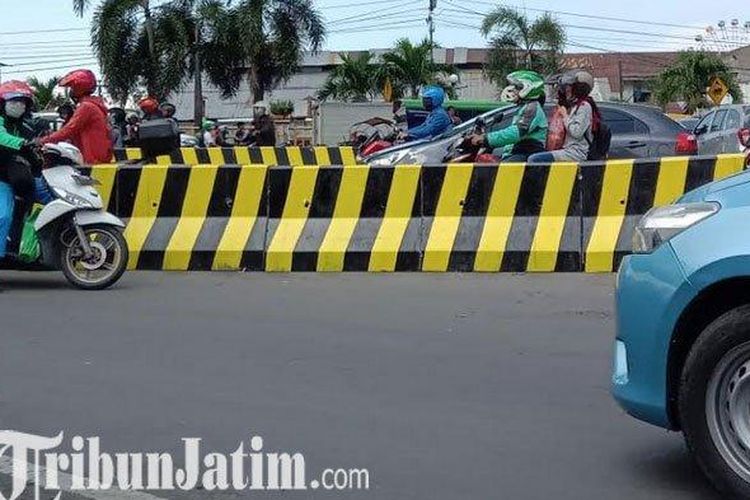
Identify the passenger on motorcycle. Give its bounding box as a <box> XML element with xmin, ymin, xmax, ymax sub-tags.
<box><xmin>400</xmin><ymin>85</ymin><xmax>452</xmax><ymax>141</ymax></box>
<box><xmin>527</xmin><ymin>70</ymin><xmax>600</xmax><ymax>163</ymax></box>
<box><xmin>0</xmin><ymin>80</ymin><xmax>41</xmax><ymax>254</ymax></box>
<box><xmin>470</xmin><ymin>70</ymin><xmax>548</xmax><ymax>162</ymax></box>
<box><xmin>40</xmin><ymin>69</ymin><xmax>113</xmax><ymax>164</ymax></box>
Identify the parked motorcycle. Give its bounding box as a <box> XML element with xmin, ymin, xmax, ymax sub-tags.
<box><xmin>0</xmin><ymin>142</ymin><xmax>129</xmax><ymax>290</ymax></box>
<box><xmin>345</xmin><ymin>118</ymin><xmax>400</xmax><ymax>158</ymax></box>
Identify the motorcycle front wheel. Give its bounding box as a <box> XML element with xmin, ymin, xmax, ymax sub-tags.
<box><xmin>60</xmin><ymin>224</ymin><xmax>129</xmax><ymax>290</ymax></box>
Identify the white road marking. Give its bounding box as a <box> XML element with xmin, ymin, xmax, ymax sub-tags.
<box><xmin>0</xmin><ymin>456</ymin><xmax>166</xmax><ymax>500</ymax></box>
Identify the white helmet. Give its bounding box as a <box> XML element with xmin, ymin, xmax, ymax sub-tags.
<box><xmin>43</xmin><ymin>142</ymin><xmax>83</xmax><ymax>166</ymax></box>
<box><xmin>253</xmin><ymin>100</ymin><xmax>269</xmax><ymax>116</ymax></box>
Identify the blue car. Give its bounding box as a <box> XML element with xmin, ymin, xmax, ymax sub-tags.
<box><xmin>613</xmin><ymin>162</ymin><xmax>750</xmax><ymax>497</ymax></box>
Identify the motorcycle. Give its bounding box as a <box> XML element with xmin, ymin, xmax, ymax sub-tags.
<box><xmin>0</xmin><ymin>142</ymin><xmax>129</xmax><ymax>290</ymax></box>
<box><xmin>346</xmin><ymin>118</ymin><xmax>400</xmax><ymax>158</ymax></box>
<box><xmin>442</xmin><ymin>118</ymin><xmax>500</xmax><ymax>163</ymax></box>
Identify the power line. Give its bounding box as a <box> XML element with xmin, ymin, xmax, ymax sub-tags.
<box><xmin>0</xmin><ymin>39</ymin><xmax>90</xmax><ymax>48</ymax></box>
<box><xmin>0</xmin><ymin>27</ymin><xmax>87</xmax><ymax>36</ymax></box>
<box><xmin>0</xmin><ymin>52</ymin><xmax>95</xmax><ymax>61</ymax></box>
<box><xmin>322</xmin><ymin>0</ymin><xmax>405</xmax><ymax>9</ymax></box>
<box><xmin>439</xmin><ymin>3</ymin><xmax>750</xmax><ymax>48</ymax></box>
<box><xmin>329</xmin><ymin>20</ymin><xmax>425</xmax><ymax>33</ymax></box>
<box><xmin>451</xmin><ymin>0</ymin><xmax>704</xmax><ymax>30</ymax></box>
<box><xmin>5</xmin><ymin>56</ymin><xmax>99</xmax><ymax>68</ymax></box>
<box><xmin>327</xmin><ymin>1</ymin><xmax>419</xmax><ymax>24</ymax></box>
<box><xmin>3</xmin><ymin>59</ymin><xmax>98</xmax><ymax>75</ymax></box>
<box><xmin>329</xmin><ymin>9</ymin><xmax>421</xmax><ymax>28</ymax></box>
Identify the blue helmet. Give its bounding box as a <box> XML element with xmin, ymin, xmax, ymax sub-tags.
<box><xmin>421</xmin><ymin>85</ymin><xmax>445</xmax><ymax>111</ymax></box>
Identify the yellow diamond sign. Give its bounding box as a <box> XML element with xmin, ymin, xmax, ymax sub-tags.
<box><xmin>708</xmin><ymin>77</ymin><xmax>729</xmax><ymax>106</ymax></box>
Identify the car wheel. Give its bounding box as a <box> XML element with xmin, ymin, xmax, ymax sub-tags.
<box><xmin>680</xmin><ymin>305</ymin><xmax>750</xmax><ymax>498</ymax></box>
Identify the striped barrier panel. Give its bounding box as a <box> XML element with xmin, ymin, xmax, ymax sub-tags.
<box><xmin>79</xmin><ymin>154</ymin><xmax>746</xmax><ymax>272</ymax></box>
<box><xmin>581</xmin><ymin>154</ymin><xmax>746</xmax><ymax>272</ymax></box>
<box><xmin>112</xmin><ymin>146</ymin><xmax>359</xmax><ymax>166</ymax></box>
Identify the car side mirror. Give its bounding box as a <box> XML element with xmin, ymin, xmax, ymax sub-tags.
<box><xmin>694</xmin><ymin>125</ymin><xmax>708</xmax><ymax>136</ymax></box>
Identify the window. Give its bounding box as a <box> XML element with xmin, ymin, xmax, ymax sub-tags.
<box><xmin>725</xmin><ymin>109</ymin><xmax>742</xmax><ymax>131</ymax></box>
<box><xmin>695</xmin><ymin>111</ymin><xmax>714</xmax><ymax>134</ymax></box>
<box><xmin>711</xmin><ymin>109</ymin><xmax>727</xmax><ymax>132</ymax></box>
<box><xmin>600</xmin><ymin>109</ymin><xmax>647</xmax><ymax>135</ymax></box>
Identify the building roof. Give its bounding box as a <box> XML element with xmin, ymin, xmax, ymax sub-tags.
<box><xmin>560</xmin><ymin>52</ymin><xmax>679</xmax><ymax>93</ymax></box>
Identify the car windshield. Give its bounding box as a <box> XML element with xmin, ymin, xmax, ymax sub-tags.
<box><xmin>434</xmin><ymin>104</ymin><xmax>517</xmax><ymax>139</ymax></box>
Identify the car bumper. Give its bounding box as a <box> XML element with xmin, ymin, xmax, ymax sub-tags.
<box><xmin>612</xmin><ymin>243</ymin><xmax>694</xmax><ymax>429</ymax></box>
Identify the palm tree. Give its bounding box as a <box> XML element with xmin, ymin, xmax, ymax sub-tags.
<box><xmin>73</xmin><ymin>0</ymin><xmax>240</xmax><ymax>123</ymax></box>
<box><xmin>74</xmin><ymin>0</ymin><xmax>158</xmax><ymax>99</ymax></box>
<box><xmin>318</xmin><ymin>52</ymin><xmax>379</xmax><ymax>102</ymax></box>
<box><xmin>480</xmin><ymin>7</ymin><xmax>565</xmax><ymax>88</ymax></box>
<box><xmin>218</xmin><ymin>0</ymin><xmax>325</xmax><ymax>103</ymax></box>
<box><xmin>380</xmin><ymin>38</ymin><xmax>453</xmax><ymax>99</ymax></box>
<box><xmin>73</xmin><ymin>0</ymin><xmax>157</xmax><ymax>102</ymax></box>
<box><xmin>27</xmin><ymin>76</ymin><xmax>67</xmax><ymax>110</ymax></box>
<box><xmin>654</xmin><ymin>51</ymin><xmax>743</xmax><ymax>113</ymax></box>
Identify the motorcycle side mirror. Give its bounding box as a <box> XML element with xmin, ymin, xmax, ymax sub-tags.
<box><xmin>474</xmin><ymin>117</ymin><xmax>486</xmax><ymax>134</ymax></box>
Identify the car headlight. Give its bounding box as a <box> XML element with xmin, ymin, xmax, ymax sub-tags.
<box><xmin>52</xmin><ymin>187</ymin><xmax>94</xmax><ymax>208</ymax></box>
<box><xmin>633</xmin><ymin>202</ymin><xmax>719</xmax><ymax>253</ymax></box>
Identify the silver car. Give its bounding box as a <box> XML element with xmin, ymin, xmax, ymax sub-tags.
<box><xmin>694</xmin><ymin>105</ymin><xmax>750</xmax><ymax>155</ymax></box>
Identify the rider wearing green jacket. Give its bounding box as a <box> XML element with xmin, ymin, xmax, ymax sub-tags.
<box><xmin>473</xmin><ymin>70</ymin><xmax>548</xmax><ymax>162</ymax></box>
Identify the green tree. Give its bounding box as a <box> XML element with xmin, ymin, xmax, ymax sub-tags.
<box><xmin>480</xmin><ymin>7</ymin><xmax>565</xmax><ymax>89</ymax></box>
<box><xmin>216</xmin><ymin>0</ymin><xmax>325</xmax><ymax>103</ymax></box>
<box><xmin>318</xmin><ymin>52</ymin><xmax>379</xmax><ymax>102</ymax></box>
<box><xmin>380</xmin><ymin>38</ymin><xmax>454</xmax><ymax>99</ymax></box>
<box><xmin>27</xmin><ymin>76</ymin><xmax>67</xmax><ymax>110</ymax></box>
<box><xmin>73</xmin><ymin>0</ymin><xmax>158</xmax><ymax>100</ymax></box>
<box><xmin>73</xmin><ymin>0</ymin><xmax>241</xmax><ymax>123</ymax></box>
<box><xmin>653</xmin><ymin>51</ymin><xmax>743</xmax><ymax>113</ymax></box>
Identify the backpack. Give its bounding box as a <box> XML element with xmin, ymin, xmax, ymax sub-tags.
<box><xmin>581</xmin><ymin>98</ymin><xmax>611</xmax><ymax>161</ymax></box>
<box><xmin>586</xmin><ymin>121</ymin><xmax>611</xmax><ymax>161</ymax></box>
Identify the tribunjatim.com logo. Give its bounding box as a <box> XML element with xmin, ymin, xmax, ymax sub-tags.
<box><xmin>0</xmin><ymin>430</ymin><xmax>370</xmax><ymax>499</ymax></box>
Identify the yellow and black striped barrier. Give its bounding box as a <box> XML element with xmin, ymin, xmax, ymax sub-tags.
<box><xmin>112</xmin><ymin>146</ymin><xmax>359</xmax><ymax>166</ymax></box>
<box><xmin>80</xmin><ymin>154</ymin><xmax>747</xmax><ymax>272</ymax></box>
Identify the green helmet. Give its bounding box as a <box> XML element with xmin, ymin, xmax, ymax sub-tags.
<box><xmin>504</xmin><ymin>70</ymin><xmax>545</xmax><ymax>101</ymax></box>
<box><xmin>201</xmin><ymin>118</ymin><xmax>216</xmax><ymax>131</ymax></box>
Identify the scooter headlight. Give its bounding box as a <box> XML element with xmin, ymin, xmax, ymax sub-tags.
<box><xmin>368</xmin><ymin>150</ymin><xmax>407</xmax><ymax>167</ymax></box>
<box><xmin>52</xmin><ymin>187</ymin><xmax>94</xmax><ymax>208</ymax></box>
<box><xmin>633</xmin><ymin>202</ymin><xmax>720</xmax><ymax>253</ymax></box>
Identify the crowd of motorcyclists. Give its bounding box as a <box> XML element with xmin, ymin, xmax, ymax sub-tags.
<box><xmin>0</xmin><ymin>67</ymin><xmax>280</xmax><ymax>258</ymax></box>
<box><xmin>396</xmin><ymin>68</ymin><xmax>609</xmax><ymax>163</ymax></box>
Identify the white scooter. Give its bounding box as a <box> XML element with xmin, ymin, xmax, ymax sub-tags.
<box><xmin>0</xmin><ymin>142</ymin><xmax>129</xmax><ymax>290</ymax></box>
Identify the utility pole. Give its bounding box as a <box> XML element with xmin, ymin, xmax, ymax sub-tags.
<box><xmin>618</xmin><ymin>58</ymin><xmax>624</xmax><ymax>102</ymax></box>
<box><xmin>193</xmin><ymin>22</ymin><xmax>204</xmax><ymax>128</ymax></box>
<box><xmin>428</xmin><ymin>0</ymin><xmax>436</xmax><ymax>65</ymax></box>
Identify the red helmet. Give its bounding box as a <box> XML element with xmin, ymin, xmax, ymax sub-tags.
<box><xmin>0</xmin><ymin>80</ymin><xmax>34</xmax><ymax>101</ymax></box>
<box><xmin>59</xmin><ymin>69</ymin><xmax>97</xmax><ymax>98</ymax></box>
<box><xmin>138</xmin><ymin>96</ymin><xmax>159</xmax><ymax>114</ymax></box>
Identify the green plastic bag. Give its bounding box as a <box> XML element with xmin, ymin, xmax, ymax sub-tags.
<box><xmin>19</xmin><ymin>206</ymin><xmax>41</xmax><ymax>263</ymax></box>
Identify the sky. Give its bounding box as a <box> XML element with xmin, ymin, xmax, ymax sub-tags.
<box><xmin>0</xmin><ymin>0</ymin><xmax>748</xmax><ymax>81</ymax></box>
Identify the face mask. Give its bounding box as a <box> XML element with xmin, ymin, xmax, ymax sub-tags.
<box><xmin>5</xmin><ymin>100</ymin><xmax>26</xmax><ymax>119</ymax></box>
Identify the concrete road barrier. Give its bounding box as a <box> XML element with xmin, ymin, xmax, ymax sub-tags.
<box><xmin>112</xmin><ymin>146</ymin><xmax>359</xmax><ymax>166</ymax></box>
<box><xmin>79</xmin><ymin>153</ymin><xmax>746</xmax><ymax>272</ymax></box>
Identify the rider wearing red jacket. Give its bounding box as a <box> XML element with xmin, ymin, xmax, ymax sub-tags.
<box><xmin>40</xmin><ymin>70</ymin><xmax>112</xmax><ymax>164</ymax></box>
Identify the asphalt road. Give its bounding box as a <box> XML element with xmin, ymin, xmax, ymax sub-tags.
<box><xmin>0</xmin><ymin>272</ymin><xmax>722</xmax><ymax>500</ymax></box>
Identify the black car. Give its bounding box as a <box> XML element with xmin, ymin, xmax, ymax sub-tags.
<box><xmin>366</xmin><ymin>102</ymin><xmax>688</xmax><ymax>166</ymax></box>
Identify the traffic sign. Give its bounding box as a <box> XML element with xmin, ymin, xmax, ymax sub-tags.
<box><xmin>708</xmin><ymin>77</ymin><xmax>729</xmax><ymax>106</ymax></box>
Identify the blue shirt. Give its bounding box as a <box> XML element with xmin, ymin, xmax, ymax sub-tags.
<box><xmin>406</xmin><ymin>107</ymin><xmax>452</xmax><ymax>140</ymax></box>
